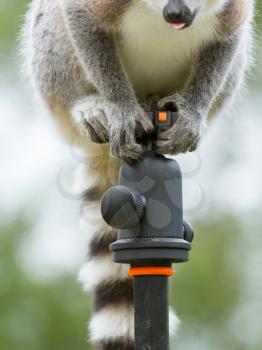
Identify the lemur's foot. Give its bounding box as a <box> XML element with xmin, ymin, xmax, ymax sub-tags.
<box><xmin>71</xmin><ymin>96</ymin><xmax>109</xmax><ymax>143</ymax></box>
<box><xmin>108</xmin><ymin>103</ymin><xmax>154</xmax><ymax>163</ymax></box>
<box><xmin>155</xmin><ymin>94</ymin><xmax>204</xmax><ymax>155</ymax></box>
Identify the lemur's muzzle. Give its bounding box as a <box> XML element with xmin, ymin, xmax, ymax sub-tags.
<box><xmin>163</xmin><ymin>0</ymin><xmax>196</xmax><ymax>30</ymax></box>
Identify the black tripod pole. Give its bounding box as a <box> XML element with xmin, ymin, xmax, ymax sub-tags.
<box><xmin>101</xmin><ymin>111</ymin><xmax>194</xmax><ymax>350</ymax></box>
<box><xmin>133</xmin><ymin>273</ymin><xmax>170</xmax><ymax>350</ymax></box>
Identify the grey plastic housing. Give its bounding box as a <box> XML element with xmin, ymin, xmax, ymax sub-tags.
<box><xmin>104</xmin><ymin>151</ymin><xmax>192</xmax><ymax>264</ymax></box>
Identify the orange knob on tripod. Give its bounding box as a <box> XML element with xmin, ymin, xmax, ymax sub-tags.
<box><xmin>157</xmin><ymin>112</ymin><xmax>169</xmax><ymax>123</ymax></box>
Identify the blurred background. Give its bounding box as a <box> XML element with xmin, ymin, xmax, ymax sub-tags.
<box><xmin>0</xmin><ymin>1</ymin><xmax>262</xmax><ymax>349</ymax></box>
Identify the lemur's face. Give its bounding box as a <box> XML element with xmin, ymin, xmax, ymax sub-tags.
<box><xmin>142</xmin><ymin>0</ymin><xmax>225</xmax><ymax>30</ymax></box>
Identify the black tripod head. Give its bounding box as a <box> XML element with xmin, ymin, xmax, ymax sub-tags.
<box><xmin>101</xmin><ymin>112</ymin><xmax>194</xmax><ymax>266</ymax></box>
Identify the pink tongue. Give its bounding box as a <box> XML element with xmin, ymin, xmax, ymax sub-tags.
<box><xmin>172</xmin><ymin>22</ymin><xmax>186</xmax><ymax>30</ymax></box>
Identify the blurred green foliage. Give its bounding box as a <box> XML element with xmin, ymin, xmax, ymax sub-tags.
<box><xmin>0</xmin><ymin>218</ymin><xmax>92</xmax><ymax>350</ymax></box>
<box><xmin>0</xmin><ymin>0</ymin><xmax>28</xmax><ymax>52</ymax></box>
<box><xmin>171</xmin><ymin>218</ymin><xmax>245</xmax><ymax>349</ymax></box>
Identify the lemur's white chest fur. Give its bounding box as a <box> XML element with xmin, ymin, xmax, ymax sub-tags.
<box><xmin>117</xmin><ymin>2</ymin><xmax>218</xmax><ymax>98</ymax></box>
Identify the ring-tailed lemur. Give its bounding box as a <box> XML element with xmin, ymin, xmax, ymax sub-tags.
<box><xmin>21</xmin><ymin>0</ymin><xmax>254</xmax><ymax>349</ymax></box>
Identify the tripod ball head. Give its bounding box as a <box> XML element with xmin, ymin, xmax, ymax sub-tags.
<box><xmin>101</xmin><ymin>152</ymin><xmax>193</xmax><ymax>265</ymax></box>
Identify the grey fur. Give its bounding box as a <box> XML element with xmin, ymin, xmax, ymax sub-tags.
<box><xmin>59</xmin><ymin>0</ymin><xmax>153</xmax><ymax>161</ymax></box>
<box><xmin>156</xmin><ymin>27</ymin><xmax>247</xmax><ymax>154</ymax></box>
<box><xmin>21</xmin><ymin>0</ymin><xmax>254</xmax><ymax>160</ymax></box>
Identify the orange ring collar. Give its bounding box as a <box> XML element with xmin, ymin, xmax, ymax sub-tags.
<box><xmin>128</xmin><ymin>266</ymin><xmax>174</xmax><ymax>277</ymax></box>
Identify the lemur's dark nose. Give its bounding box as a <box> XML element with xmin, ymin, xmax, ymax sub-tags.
<box><xmin>163</xmin><ymin>0</ymin><xmax>194</xmax><ymax>27</ymax></box>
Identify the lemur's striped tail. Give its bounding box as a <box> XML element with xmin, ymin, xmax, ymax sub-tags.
<box><xmin>76</xmin><ymin>155</ymin><xmax>134</xmax><ymax>349</ymax></box>
<box><xmin>76</xmin><ymin>152</ymin><xmax>179</xmax><ymax>350</ymax></box>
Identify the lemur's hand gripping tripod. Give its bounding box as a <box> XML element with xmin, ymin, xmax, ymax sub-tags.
<box><xmin>100</xmin><ymin>112</ymin><xmax>194</xmax><ymax>350</ymax></box>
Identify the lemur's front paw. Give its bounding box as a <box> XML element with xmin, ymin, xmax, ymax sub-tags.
<box><xmin>155</xmin><ymin>94</ymin><xmax>204</xmax><ymax>155</ymax></box>
<box><xmin>109</xmin><ymin>104</ymin><xmax>154</xmax><ymax>163</ymax></box>
<box><xmin>71</xmin><ymin>96</ymin><xmax>109</xmax><ymax>143</ymax></box>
